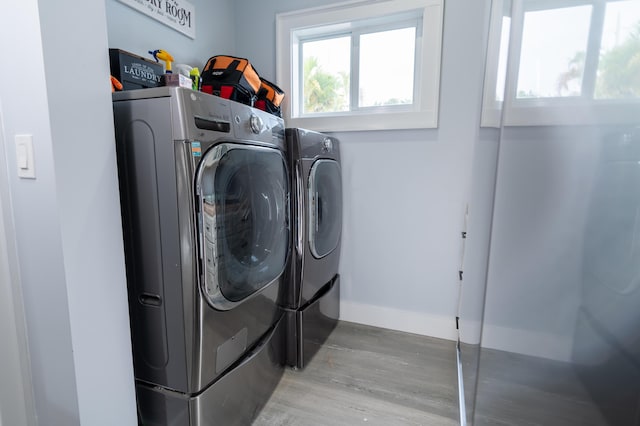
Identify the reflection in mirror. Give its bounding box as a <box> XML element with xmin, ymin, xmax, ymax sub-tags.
<box><xmin>573</xmin><ymin>126</ymin><xmax>640</xmax><ymax>425</ymax></box>
<box><xmin>516</xmin><ymin>4</ymin><xmax>592</xmax><ymax>98</ymax></box>
<box><xmin>515</xmin><ymin>0</ymin><xmax>640</xmax><ymax>100</ymax></box>
<box><xmin>503</xmin><ymin>0</ymin><xmax>640</xmax><ymax>125</ymax></box>
<box><xmin>595</xmin><ymin>0</ymin><xmax>640</xmax><ymax>99</ymax></box>
<box><xmin>473</xmin><ymin>125</ymin><xmax>640</xmax><ymax>426</ymax></box>
<box><xmin>480</xmin><ymin>0</ymin><xmax>512</xmax><ymax>127</ymax></box>
<box><xmin>470</xmin><ymin>0</ymin><xmax>640</xmax><ymax>425</ymax></box>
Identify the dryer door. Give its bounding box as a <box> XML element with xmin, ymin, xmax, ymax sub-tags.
<box><xmin>308</xmin><ymin>159</ymin><xmax>342</xmax><ymax>258</ymax></box>
<box><xmin>196</xmin><ymin>143</ymin><xmax>289</xmax><ymax>310</ymax></box>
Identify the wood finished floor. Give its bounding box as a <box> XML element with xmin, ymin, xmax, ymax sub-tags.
<box><xmin>472</xmin><ymin>348</ymin><xmax>611</xmax><ymax>426</ymax></box>
<box><xmin>253</xmin><ymin>321</ymin><xmax>459</xmax><ymax>426</ymax></box>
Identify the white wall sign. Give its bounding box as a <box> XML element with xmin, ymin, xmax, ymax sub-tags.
<box><xmin>118</xmin><ymin>0</ymin><xmax>196</xmax><ymax>39</ymax></box>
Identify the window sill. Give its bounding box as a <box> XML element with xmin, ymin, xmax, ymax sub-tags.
<box><xmin>503</xmin><ymin>100</ymin><xmax>640</xmax><ymax>126</ymax></box>
<box><xmin>285</xmin><ymin>108</ymin><xmax>438</xmax><ymax>132</ymax></box>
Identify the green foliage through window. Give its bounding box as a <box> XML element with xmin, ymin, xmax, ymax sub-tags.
<box><xmin>303</xmin><ymin>57</ymin><xmax>350</xmax><ymax>113</ymax></box>
<box><xmin>555</xmin><ymin>21</ymin><xmax>640</xmax><ymax>99</ymax></box>
<box><xmin>595</xmin><ymin>22</ymin><xmax>640</xmax><ymax>99</ymax></box>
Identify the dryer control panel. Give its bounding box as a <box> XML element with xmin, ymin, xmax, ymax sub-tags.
<box><xmin>177</xmin><ymin>88</ymin><xmax>285</xmax><ymax>150</ymax></box>
<box><xmin>229</xmin><ymin>101</ymin><xmax>285</xmax><ymax>147</ymax></box>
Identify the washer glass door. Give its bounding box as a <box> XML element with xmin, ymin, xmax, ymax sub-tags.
<box><xmin>308</xmin><ymin>159</ymin><xmax>342</xmax><ymax>258</ymax></box>
<box><xmin>196</xmin><ymin>143</ymin><xmax>289</xmax><ymax>310</ymax></box>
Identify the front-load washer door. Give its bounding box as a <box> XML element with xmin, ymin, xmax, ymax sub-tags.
<box><xmin>196</xmin><ymin>143</ymin><xmax>289</xmax><ymax>310</ymax></box>
<box><xmin>308</xmin><ymin>159</ymin><xmax>342</xmax><ymax>258</ymax></box>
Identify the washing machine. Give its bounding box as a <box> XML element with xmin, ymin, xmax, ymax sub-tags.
<box><xmin>573</xmin><ymin>128</ymin><xmax>640</xmax><ymax>424</ymax></box>
<box><xmin>112</xmin><ymin>87</ymin><xmax>289</xmax><ymax>426</ymax></box>
<box><xmin>284</xmin><ymin>128</ymin><xmax>342</xmax><ymax>369</ymax></box>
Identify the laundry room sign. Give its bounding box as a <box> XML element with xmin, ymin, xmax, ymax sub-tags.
<box><xmin>118</xmin><ymin>0</ymin><xmax>196</xmax><ymax>39</ymax></box>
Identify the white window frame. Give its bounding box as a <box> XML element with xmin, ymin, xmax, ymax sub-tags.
<box><xmin>501</xmin><ymin>0</ymin><xmax>640</xmax><ymax>126</ymax></box>
<box><xmin>481</xmin><ymin>0</ymin><xmax>513</xmax><ymax>128</ymax></box>
<box><xmin>276</xmin><ymin>0</ymin><xmax>444</xmax><ymax>132</ymax></box>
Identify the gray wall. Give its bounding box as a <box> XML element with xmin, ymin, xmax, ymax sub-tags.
<box><xmin>234</xmin><ymin>0</ymin><xmax>492</xmax><ymax>339</ymax></box>
<box><xmin>0</xmin><ymin>129</ymin><xmax>34</xmax><ymax>426</ymax></box>
<box><xmin>0</xmin><ymin>1</ymin><xmax>137</xmax><ymax>424</ymax></box>
<box><xmin>1</xmin><ymin>1</ymin><xmax>81</xmax><ymax>423</ymax></box>
<box><xmin>106</xmin><ymin>0</ymin><xmax>237</xmax><ymax>70</ymax></box>
<box><xmin>38</xmin><ymin>1</ymin><xmax>138</xmax><ymax>423</ymax></box>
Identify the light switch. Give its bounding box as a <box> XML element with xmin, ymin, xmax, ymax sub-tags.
<box><xmin>17</xmin><ymin>144</ymin><xmax>28</xmax><ymax>169</ymax></box>
<box><xmin>15</xmin><ymin>135</ymin><xmax>35</xmax><ymax>179</ymax></box>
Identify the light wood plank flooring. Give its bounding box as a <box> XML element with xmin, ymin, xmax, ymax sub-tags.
<box><xmin>254</xmin><ymin>321</ymin><xmax>459</xmax><ymax>426</ymax></box>
<box><xmin>473</xmin><ymin>348</ymin><xmax>612</xmax><ymax>426</ymax></box>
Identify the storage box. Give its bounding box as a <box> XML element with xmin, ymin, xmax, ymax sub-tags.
<box><xmin>109</xmin><ymin>48</ymin><xmax>164</xmax><ymax>90</ymax></box>
<box><xmin>162</xmin><ymin>73</ymin><xmax>193</xmax><ymax>88</ymax></box>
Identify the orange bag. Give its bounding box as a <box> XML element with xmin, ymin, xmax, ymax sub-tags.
<box><xmin>255</xmin><ymin>78</ymin><xmax>285</xmax><ymax>117</ymax></box>
<box><xmin>200</xmin><ymin>55</ymin><xmax>261</xmax><ymax>106</ymax></box>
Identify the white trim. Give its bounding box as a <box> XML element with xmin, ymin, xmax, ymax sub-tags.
<box><xmin>504</xmin><ymin>101</ymin><xmax>640</xmax><ymax>126</ymax></box>
<box><xmin>480</xmin><ymin>0</ymin><xmax>511</xmax><ymax>128</ymax></box>
<box><xmin>481</xmin><ymin>324</ymin><xmax>573</xmax><ymax>362</ymax></box>
<box><xmin>340</xmin><ymin>300</ymin><xmax>457</xmax><ymax>341</ymax></box>
<box><xmin>458</xmin><ymin>319</ymin><xmax>483</xmax><ymax>345</ymax></box>
<box><xmin>276</xmin><ymin>0</ymin><xmax>443</xmax><ymax>131</ymax></box>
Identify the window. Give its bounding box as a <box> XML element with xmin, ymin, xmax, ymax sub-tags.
<box><xmin>299</xmin><ymin>22</ymin><xmax>417</xmax><ymax>114</ymax></box>
<box><xmin>516</xmin><ymin>4</ymin><xmax>593</xmax><ymax>99</ymax></box>
<box><xmin>500</xmin><ymin>0</ymin><xmax>640</xmax><ymax>126</ymax></box>
<box><xmin>277</xmin><ymin>0</ymin><xmax>444</xmax><ymax>132</ymax></box>
<box><xmin>301</xmin><ymin>36</ymin><xmax>351</xmax><ymax>114</ymax></box>
<box><xmin>596</xmin><ymin>0</ymin><xmax>640</xmax><ymax>99</ymax></box>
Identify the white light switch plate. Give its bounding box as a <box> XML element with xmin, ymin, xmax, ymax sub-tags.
<box><xmin>15</xmin><ymin>134</ymin><xmax>35</xmax><ymax>179</ymax></box>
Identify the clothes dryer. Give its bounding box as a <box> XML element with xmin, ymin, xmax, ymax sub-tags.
<box><xmin>113</xmin><ymin>87</ymin><xmax>289</xmax><ymax>425</ymax></box>
<box><xmin>284</xmin><ymin>128</ymin><xmax>342</xmax><ymax>369</ymax></box>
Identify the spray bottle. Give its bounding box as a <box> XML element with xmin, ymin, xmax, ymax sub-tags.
<box><xmin>148</xmin><ymin>49</ymin><xmax>174</xmax><ymax>73</ymax></box>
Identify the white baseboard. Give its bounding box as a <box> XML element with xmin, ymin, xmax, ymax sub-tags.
<box><xmin>481</xmin><ymin>324</ymin><xmax>573</xmax><ymax>362</ymax></box>
<box><xmin>338</xmin><ymin>302</ymin><xmax>572</xmax><ymax>361</ymax></box>
<box><xmin>339</xmin><ymin>300</ymin><xmax>457</xmax><ymax>341</ymax></box>
<box><xmin>458</xmin><ymin>319</ymin><xmax>482</xmax><ymax>345</ymax></box>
